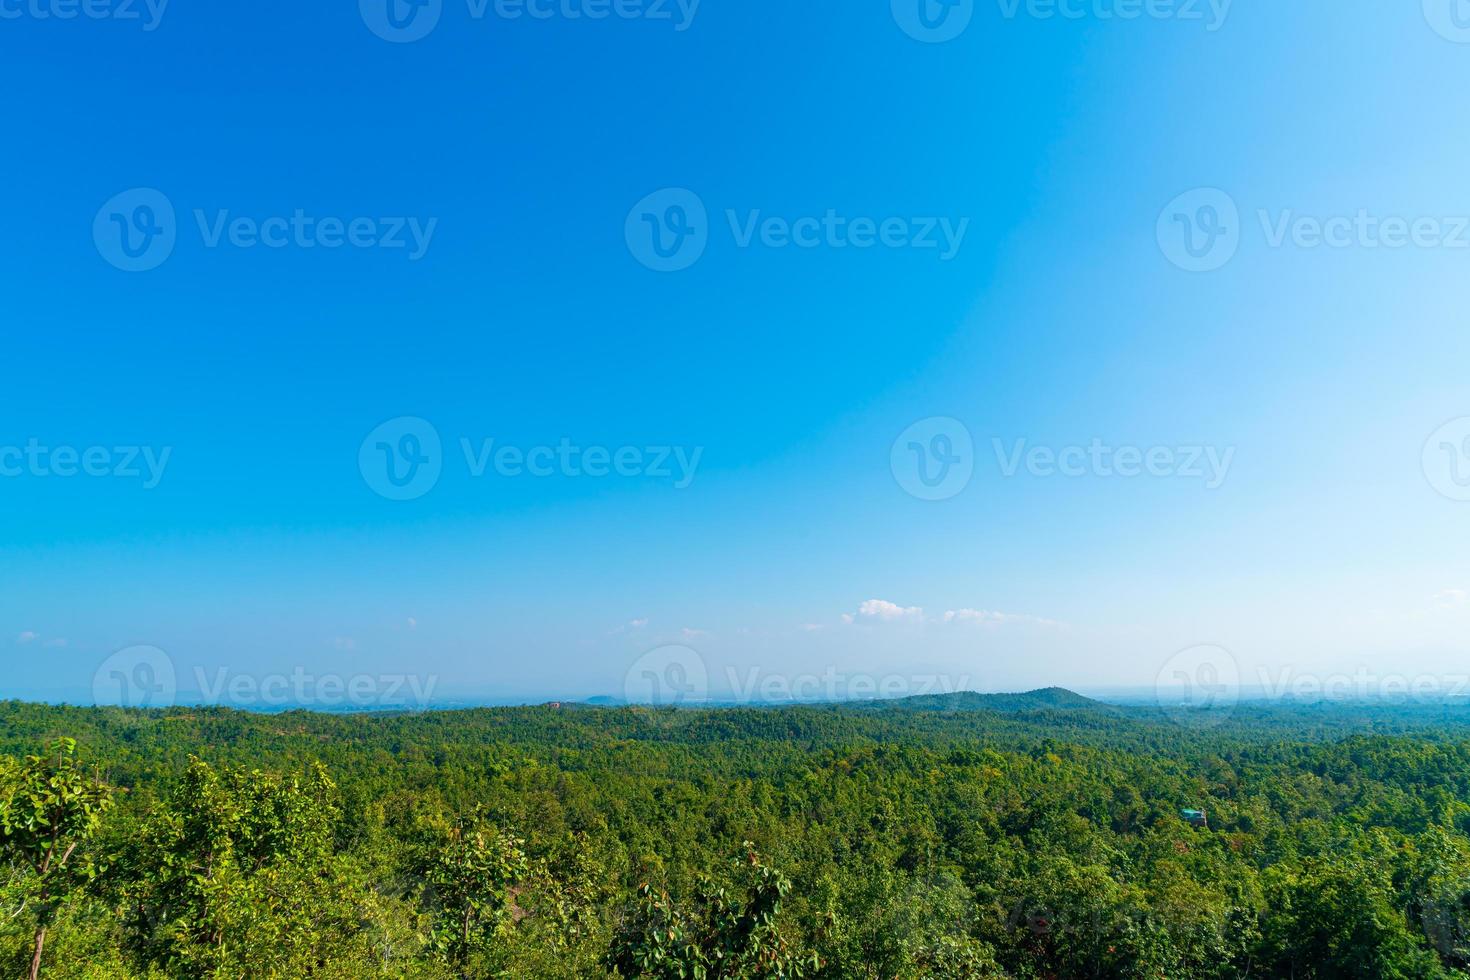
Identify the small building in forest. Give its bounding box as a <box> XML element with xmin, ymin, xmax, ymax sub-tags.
<box><xmin>1181</xmin><ymin>808</ymin><xmax>1208</xmax><ymax>828</ymax></box>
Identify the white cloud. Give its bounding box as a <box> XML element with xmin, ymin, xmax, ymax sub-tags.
<box><xmin>943</xmin><ymin>609</ymin><xmax>1004</xmax><ymax>625</ymax></box>
<box><xmin>856</xmin><ymin>599</ymin><xmax>924</xmax><ymax>621</ymax></box>
<box><xmin>606</xmin><ymin>617</ymin><xmax>650</xmax><ymax>637</ymax></box>
<box><xmin>1432</xmin><ymin>589</ymin><xmax>1468</xmax><ymax>610</ymax></box>
<box><xmin>680</xmin><ymin>627</ymin><xmax>708</xmax><ymax>640</ymax></box>
<box><xmin>16</xmin><ymin>631</ymin><xmax>37</xmax><ymax>644</ymax></box>
<box><xmin>943</xmin><ymin>608</ymin><xmax>1061</xmax><ymax>628</ymax></box>
<box><xmin>834</xmin><ymin>600</ymin><xmax>1061</xmax><ymax>629</ymax></box>
<box><xmin>800</xmin><ymin>623</ymin><xmax>825</xmax><ymax>632</ymax></box>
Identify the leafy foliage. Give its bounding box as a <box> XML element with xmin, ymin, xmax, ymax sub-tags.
<box><xmin>0</xmin><ymin>738</ymin><xmax>112</xmax><ymax>979</ymax></box>
<box><xmin>419</xmin><ymin>807</ymin><xmax>528</xmax><ymax>968</ymax></box>
<box><xmin>609</xmin><ymin>844</ymin><xmax>811</xmax><ymax>978</ymax></box>
<box><xmin>3</xmin><ymin>694</ymin><xmax>1470</xmax><ymax>976</ymax></box>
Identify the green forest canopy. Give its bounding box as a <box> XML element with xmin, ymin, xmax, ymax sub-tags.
<box><xmin>5</xmin><ymin>691</ymin><xmax>1470</xmax><ymax>977</ymax></box>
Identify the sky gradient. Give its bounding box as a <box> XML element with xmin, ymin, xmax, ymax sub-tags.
<box><xmin>4</xmin><ymin>0</ymin><xmax>1470</xmax><ymax>707</ymax></box>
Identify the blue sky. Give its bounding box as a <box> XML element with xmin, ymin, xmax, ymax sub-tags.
<box><xmin>4</xmin><ymin>0</ymin><xmax>1470</xmax><ymax>706</ymax></box>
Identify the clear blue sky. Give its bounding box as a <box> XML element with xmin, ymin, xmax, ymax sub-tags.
<box><xmin>4</xmin><ymin>0</ymin><xmax>1470</xmax><ymax>706</ymax></box>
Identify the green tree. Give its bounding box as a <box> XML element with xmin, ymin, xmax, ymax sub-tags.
<box><xmin>609</xmin><ymin>843</ymin><xmax>811</xmax><ymax>979</ymax></box>
<box><xmin>1261</xmin><ymin>859</ymin><xmax>1452</xmax><ymax>979</ymax></box>
<box><xmin>117</xmin><ymin>758</ymin><xmax>369</xmax><ymax>978</ymax></box>
<box><xmin>0</xmin><ymin>739</ymin><xmax>113</xmax><ymax>980</ymax></box>
<box><xmin>419</xmin><ymin>807</ymin><xmax>530</xmax><ymax>971</ymax></box>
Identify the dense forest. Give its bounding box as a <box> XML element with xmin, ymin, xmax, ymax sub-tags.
<box><xmin>5</xmin><ymin>691</ymin><xmax>1470</xmax><ymax>977</ymax></box>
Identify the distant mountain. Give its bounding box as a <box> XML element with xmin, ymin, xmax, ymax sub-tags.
<box><xmin>575</xmin><ymin>687</ymin><xmax>1108</xmax><ymax>712</ymax></box>
<box><xmin>850</xmin><ymin>687</ymin><xmax>1107</xmax><ymax>713</ymax></box>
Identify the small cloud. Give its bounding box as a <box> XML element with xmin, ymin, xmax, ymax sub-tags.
<box><xmin>607</xmin><ymin>617</ymin><xmax>651</xmax><ymax>637</ymax></box>
<box><xmin>1432</xmin><ymin>589</ymin><xmax>1468</xmax><ymax>610</ymax></box>
<box><xmin>837</xmin><ymin>600</ymin><xmax>1060</xmax><ymax>628</ymax></box>
<box><xmin>800</xmin><ymin>623</ymin><xmax>824</xmax><ymax>632</ymax></box>
<box><xmin>856</xmin><ymin>599</ymin><xmax>924</xmax><ymax>621</ymax></box>
<box><xmin>16</xmin><ymin>631</ymin><xmax>37</xmax><ymax>644</ymax></box>
<box><xmin>680</xmin><ymin>627</ymin><xmax>708</xmax><ymax>640</ymax></box>
<box><xmin>943</xmin><ymin>609</ymin><xmax>1003</xmax><ymax>625</ymax></box>
<box><xmin>942</xmin><ymin>608</ymin><xmax>1061</xmax><ymax>628</ymax></box>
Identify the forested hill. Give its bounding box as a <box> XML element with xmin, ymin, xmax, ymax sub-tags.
<box><xmin>1</xmin><ymin>688</ymin><xmax>1464</xmax><ymax>770</ymax></box>
<box><xmin>6</xmin><ymin>695</ymin><xmax>1470</xmax><ymax>977</ymax></box>
<box><xmin>841</xmin><ymin>686</ymin><xmax>1107</xmax><ymax>713</ymax></box>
